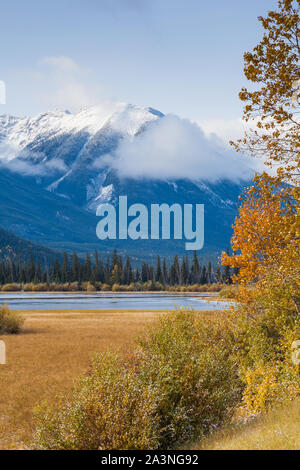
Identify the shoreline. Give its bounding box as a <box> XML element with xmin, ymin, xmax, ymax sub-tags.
<box><xmin>9</xmin><ymin>307</ymin><xmax>226</xmax><ymax>314</ymax></box>
<box><xmin>0</xmin><ymin>290</ymin><xmax>217</xmax><ymax>296</ymax></box>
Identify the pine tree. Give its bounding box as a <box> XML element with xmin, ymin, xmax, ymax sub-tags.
<box><xmin>181</xmin><ymin>257</ymin><xmax>188</xmax><ymax>285</ymax></box>
<box><xmin>16</xmin><ymin>251</ymin><xmax>22</xmax><ymax>281</ymax></box>
<box><xmin>169</xmin><ymin>263</ymin><xmax>176</xmax><ymax>285</ymax></box>
<box><xmin>61</xmin><ymin>253</ymin><xmax>69</xmax><ymax>283</ymax></box>
<box><xmin>162</xmin><ymin>258</ymin><xmax>168</xmax><ymax>285</ymax></box>
<box><xmin>53</xmin><ymin>258</ymin><xmax>61</xmax><ymax>283</ymax></box>
<box><xmin>84</xmin><ymin>253</ymin><xmax>92</xmax><ymax>281</ymax></box>
<box><xmin>71</xmin><ymin>252</ymin><xmax>80</xmax><ymax>282</ymax></box>
<box><xmin>191</xmin><ymin>251</ymin><xmax>200</xmax><ymax>284</ymax></box>
<box><xmin>123</xmin><ymin>257</ymin><xmax>133</xmax><ymax>285</ymax></box>
<box><xmin>105</xmin><ymin>258</ymin><xmax>111</xmax><ymax>284</ymax></box>
<box><xmin>200</xmin><ymin>266</ymin><xmax>207</xmax><ymax>285</ymax></box>
<box><xmin>141</xmin><ymin>262</ymin><xmax>149</xmax><ymax>282</ymax></box>
<box><xmin>110</xmin><ymin>264</ymin><xmax>121</xmax><ymax>285</ymax></box>
<box><xmin>135</xmin><ymin>268</ymin><xmax>141</xmax><ymax>283</ymax></box>
<box><xmin>35</xmin><ymin>261</ymin><xmax>42</xmax><ymax>283</ymax></box>
<box><xmin>223</xmin><ymin>247</ymin><xmax>232</xmax><ymax>284</ymax></box>
<box><xmin>149</xmin><ymin>266</ymin><xmax>155</xmax><ymax>283</ymax></box>
<box><xmin>174</xmin><ymin>255</ymin><xmax>181</xmax><ymax>284</ymax></box>
<box><xmin>111</xmin><ymin>249</ymin><xmax>118</xmax><ymax>270</ymax></box>
<box><xmin>29</xmin><ymin>248</ymin><xmax>35</xmax><ymax>282</ymax></box>
<box><xmin>207</xmin><ymin>261</ymin><xmax>212</xmax><ymax>284</ymax></box>
<box><xmin>155</xmin><ymin>255</ymin><xmax>163</xmax><ymax>283</ymax></box>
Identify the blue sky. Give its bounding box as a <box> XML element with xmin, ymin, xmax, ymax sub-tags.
<box><xmin>0</xmin><ymin>0</ymin><xmax>276</xmax><ymax>130</ymax></box>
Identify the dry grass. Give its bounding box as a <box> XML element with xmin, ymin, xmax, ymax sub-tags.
<box><xmin>189</xmin><ymin>398</ymin><xmax>300</xmax><ymax>450</ymax></box>
<box><xmin>0</xmin><ymin>309</ymin><xmax>162</xmax><ymax>449</ymax></box>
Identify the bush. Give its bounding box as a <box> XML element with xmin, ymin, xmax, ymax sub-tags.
<box><xmin>23</xmin><ymin>283</ymin><xmax>34</xmax><ymax>292</ymax></box>
<box><xmin>207</xmin><ymin>283</ymin><xmax>223</xmax><ymax>293</ymax></box>
<box><xmin>218</xmin><ymin>285</ymin><xmax>238</xmax><ymax>299</ymax></box>
<box><xmin>136</xmin><ymin>309</ymin><xmax>241</xmax><ymax>448</ymax></box>
<box><xmin>0</xmin><ymin>304</ymin><xmax>25</xmax><ymax>334</ymax></box>
<box><xmin>31</xmin><ymin>283</ymin><xmax>48</xmax><ymax>292</ymax></box>
<box><xmin>229</xmin><ymin>269</ymin><xmax>300</xmax><ymax>417</ymax></box>
<box><xmin>33</xmin><ymin>353</ymin><xmax>160</xmax><ymax>450</ymax></box>
<box><xmin>33</xmin><ymin>309</ymin><xmax>241</xmax><ymax>450</ymax></box>
<box><xmin>1</xmin><ymin>283</ymin><xmax>21</xmax><ymax>292</ymax></box>
<box><xmin>68</xmin><ymin>282</ymin><xmax>81</xmax><ymax>291</ymax></box>
<box><xmin>86</xmin><ymin>281</ymin><xmax>96</xmax><ymax>292</ymax></box>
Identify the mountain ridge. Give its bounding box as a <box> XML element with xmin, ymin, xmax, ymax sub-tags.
<box><xmin>0</xmin><ymin>103</ymin><xmax>248</xmax><ymax>262</ymax></box>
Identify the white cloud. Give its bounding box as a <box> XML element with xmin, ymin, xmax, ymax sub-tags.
<box><xmin>37</xmin><ymin>56</ymin><xmax>102</xmax><ymax>111</ymax></box>
<box><xmin>198</xmin><ymin>117</ymin><xmax>277</xmax><ymax>175</ymax></box>
<box><xmin>0</xmin><ymin>142</ymin><xmax>68</xmax><ymax>176</ymax></box>
<box><xmin>41</xmin><ymin>56</ymin><xmax>81</xmax><ymax>74</ymax></box>
<box><xmin>95</xmin><ymin>114</ymin><xmax>258</xmax><ymax>182</ymax></box>
<box><xmin>198</xmin><ymin>117</ymin><xmax>248</xmax><ymax>146</ymax></box>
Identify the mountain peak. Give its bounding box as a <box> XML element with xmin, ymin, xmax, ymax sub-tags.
<box><xmin>0</xmin><ymin>102</ymin><xmax>163</xmax><ymax>149</ymax></box>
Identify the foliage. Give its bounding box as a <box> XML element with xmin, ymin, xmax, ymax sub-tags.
<box><xmin>135</xmin><ymin>309</ymin><xmax>241</xmax><ymax>448</ymax></box>
<box><xmin>231</xmin><ymin>0</ymin><xmax>300</xmax><ymax>183</ymax></box>
<box><xmin>222</xmin><ymin>176</ymin><xmax>300</xmax><ymax>414</ymax></box>
<box><xmin>33</xmin><ymin>309</ymin><xmax>241</xmax><ymax>450</ymax></box>
<box><xmin>222</xmin><ymin>174</ymin><xmax>298</xmax><ymax>285</ymax></box>
<box><xmin>33</xmin><ymin>353</ymin><xmax>160</xmax><ymax>450</ymax></box>
<box><xmin>218</xmin><ymin>285</ymin><xmax>239</xmax><ymax>299</ymax></box>
<box><xmin>222</xmin><ymin>0</ymin><xmax>300</xmax><ymax>416</ymax></box>
<box><xmin>0</xmin><ymin>304</ymin><xmax>25</xmax><ymax>334</ymax></box>
<box><xmin>1</xmin><ymin>283</ymin><xmax>21</xmax><ymax>292</ymax></box>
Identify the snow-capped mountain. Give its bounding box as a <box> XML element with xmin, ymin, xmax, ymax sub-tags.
<box><xmin>0</xmin><ymin>103</ymin><xmax>161</xmax><ymax>149</ymax></box>
<box><xmin>0</xmin><ymin>103</ymin><xmax>248</xmax><ymax>261</ymax></box>
<box><xmin>0</xmin><ymin>103</ymin><xmax>164</xmax><ymax>208</ymax></box>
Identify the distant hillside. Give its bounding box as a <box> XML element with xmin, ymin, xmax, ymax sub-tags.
<box><xmin>0</xmin><ymin>226</ymin><xmax>61</xmax><ymax>265</ymax></box>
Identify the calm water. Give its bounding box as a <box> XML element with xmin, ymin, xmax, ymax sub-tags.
<box><xmin>0</xmin><ymin>292</ymin><xmax>230</xmax><ymax>311</ymax></box>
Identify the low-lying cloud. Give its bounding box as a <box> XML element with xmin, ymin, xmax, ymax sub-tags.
<box><xmin>0</xmin><ymin>142</ymin><xmax>68</xmax><ymax>176</ymax></box>
<box><xmin>95</xmin><ymin>114</ymin><xmax>256</xmax><ymax>182</ymax></box>
<box><xmin>0</xmin><ymin>111</ymin><xmax>259</xmax><ymax>182</ymax></box>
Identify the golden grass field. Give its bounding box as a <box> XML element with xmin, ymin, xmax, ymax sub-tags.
<box><xmin>1</xmin><ymin>307</ymin><xmax>298</xmax><ymax>451</ymax></box>
<box><xmin>0</xmin><ymin>309</ymin><xmax>163</xmax><ymax>449</ymax></box>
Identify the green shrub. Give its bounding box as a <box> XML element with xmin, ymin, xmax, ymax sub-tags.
<box><xmin>221</xmin><ymin>253</ymin><xmax>300</xmax><ymax>418</ymax></box>
<box><xmin>33</xmin><ymin>353</ymin><xmax>160</xmax><ymax>450</ymax></box>
<box><xmin>33</xmin><ymin>309</ymin><xmax>241</xmax><ymax>450</ymax></box>
<box><xmin>136</xmin><ymin>309</ymin><xmax>241</xmax><ymax>447</ymax></box>
<box><xmin>0</xmin><ymin>304</ymin><xmax>25</xmax><ymax>334</ymax></box>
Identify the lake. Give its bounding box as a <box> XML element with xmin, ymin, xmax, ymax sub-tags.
<box><xmin>0</xmin><ymin>292</ymin><xmax>231</xmax><ymax>311</ymax></box>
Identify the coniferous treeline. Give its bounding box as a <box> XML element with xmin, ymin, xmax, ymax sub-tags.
<box><xmin>0</xmin><ymin>249</ymin><xmax>233</xmax><ymax>286</ymax></box>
